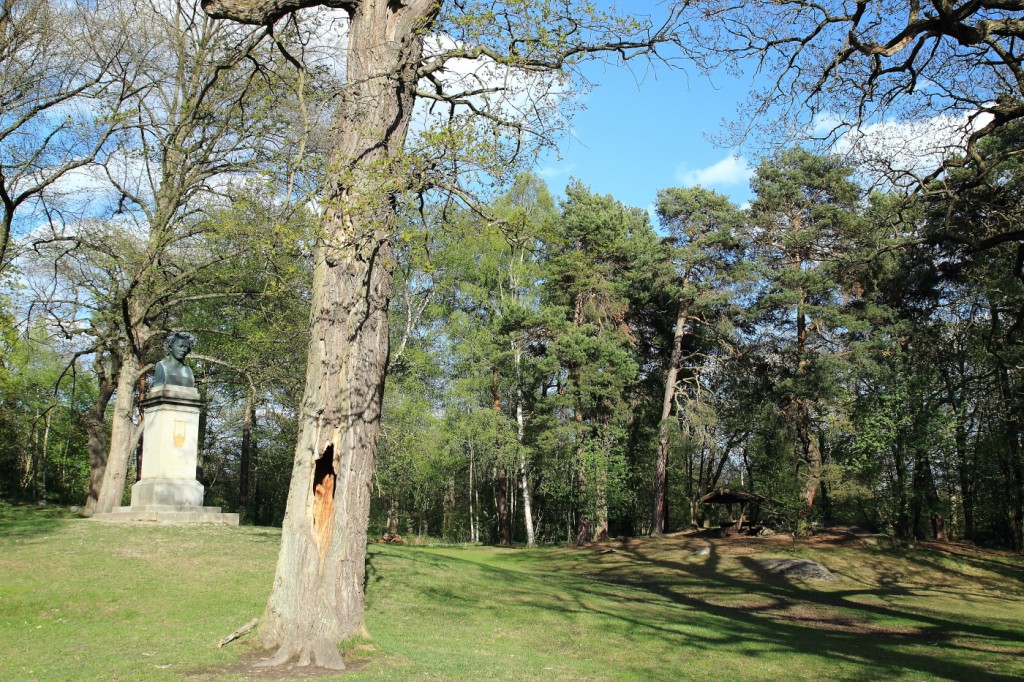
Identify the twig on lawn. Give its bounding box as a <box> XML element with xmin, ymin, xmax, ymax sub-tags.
<box><xmin>217</xmin><ymin>618</ymin><xmax>259</xmax><ymax>648</ymax></box>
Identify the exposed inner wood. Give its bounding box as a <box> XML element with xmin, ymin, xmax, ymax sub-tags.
<box><xmin>312</xmin><ymin>445</ymin><xmax>336</xmax><ymax>555</ymax></box>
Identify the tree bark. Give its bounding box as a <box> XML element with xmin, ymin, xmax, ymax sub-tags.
<box><xmin>258</xmin><ymin>235</ymin><xmax>393</xmax><ymax>668</ymax></box>
<box><xmin>653</xmin><ymin>301</ymin><xmax>687</xmax><ymax>534</ymax></box>
<box><xmin>244</xmin><ymin>0</ymin><xmax>435</xmax><ymax>668</ymax></box>
<box><xmin>572</xmin><ymin>378</ymin><xmax>592</xmax><ymax>545</ymax></box>
<box><xmin>95</xmin><ymin>352</ymin><xmax>146</xmax><ymax>513</ymax></box>
<box><xmin>795</xmin><ymin>402</ymin><xmax>821</xmax><ymax>516</ymax></box>
<box><xmin>594</xmin><ymin>433</ymin><xmax>609</xmax><ymax>542</ymax></box>
<box><xmin>794</xmin><ymin>280</ymin><xmax>820</xmax><ymax>518</ymax></box>
<box><xmin>83</xmin><ymin>353</ymin><xmax>118</xmax><ymax>515</ymax></box>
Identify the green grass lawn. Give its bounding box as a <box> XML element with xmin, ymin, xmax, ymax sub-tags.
<box><xmin>2</xmin><ymin>503</ymin><xmax>1022</xmax><ymax>681</ymax></box>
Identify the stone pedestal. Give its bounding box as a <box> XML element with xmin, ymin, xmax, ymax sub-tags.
<box><xmin>95</xmin><ymin>384</ymin><xmax>238</xmax><ymax>525</ymax></box>
<box><xmin>133</xmin><ymin>384</ymin><xmax>204</xmax><ymax>507</ymax></box>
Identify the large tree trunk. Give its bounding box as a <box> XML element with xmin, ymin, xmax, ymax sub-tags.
<box><xmin>572</xmin><ymin>381</ymin><xmax>592</xmax><ymax>545</ymax></box>
<box><xmin>95</xmin><ymin>353</ymin><xmax>145</xmax><ymax>514</ymax></box>
<box><xmin>258</xmin><ymin>234</ymin><xmax>392</xmax><ymax>667</ymax></box>
<box><xmin>594</xmin><ymin>438</ymin><xmax>609</xmax><ymax>542</ymax></box>
<box><xmin>794</xmin><ymin>289</ymin><xmax>820</xmax><ymax>518</ymax></box>
<box><xmin>652</xmin><ymin>301</ymin><xmax>687</xmax><ymax>535</ymax></box>
<box><xmin>250</xmin><ymin>1</ymin><xmax>434</xmax><ymax>668</ymax></box>
<box><xmin>795</xmin><ymin>402</ymin><xmax>821</xmax><ymax>516</ymax></box>
<box><xmin>82</xmin><ymin>353</ymin><xmax>119</xmax><ymax>514</ymax></box>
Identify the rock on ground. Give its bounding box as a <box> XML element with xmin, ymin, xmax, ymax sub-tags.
<box><xmin>755</xmin><ymin>558</ymin><xmax>837</xmax><ymax>581</ymax></box>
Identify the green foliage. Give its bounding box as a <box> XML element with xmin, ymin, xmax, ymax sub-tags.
<box><xmin>177</xmin><ymin>188</ymin><xmax>315</xmax><ymax>524</ymax></box>
<box><xmin>0</xmin><ymin>317</ymin><xmax>93</xmax><ymax>503</ymax></box>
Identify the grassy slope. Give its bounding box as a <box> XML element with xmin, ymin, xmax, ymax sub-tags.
<box><xmin>1</xmin><ymin>504</ymin><xmax>1022</xmax><ymax>681</ymax></box>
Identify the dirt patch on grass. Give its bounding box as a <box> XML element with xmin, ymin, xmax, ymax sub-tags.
<box><xmin>917</xmin><ymin>539</ymin><xmax>1021</xmax><ymax>559</ymax></box>
<box><xmin>760</xmin><ymin>605</ymin><xmax>932</xmax><ymax>638</ymax></box>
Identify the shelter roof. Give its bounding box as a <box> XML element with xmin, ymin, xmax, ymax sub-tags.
<box><xmin>699</xmin><ymin>488</ymin><xmax>767</xmax><ymax>505</ymax></box>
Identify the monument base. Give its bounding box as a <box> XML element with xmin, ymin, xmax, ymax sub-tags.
<box><xmin>90</xmin><ymin>381</ymin><xmax>239</xmax><ymax>525</ymax></box>
<box><xmin>131</xmin><ymin>477</ymin><xmax>204</xmax><ymax>507</ymax></box>
<box><xmin>93</xmin><ymin>504</ymin><xmax>239</xmax><ymax>525</ymax></box>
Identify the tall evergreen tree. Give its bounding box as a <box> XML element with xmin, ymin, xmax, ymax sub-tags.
<box><xmin>542</xmin><ymin>181</ymin><xmax>655</xmax><ymax>542</ymax></box>
<box><xmin>650</xmin><ymin>186</ymin><xmax>746</xmax><ymax>533</ymax></box>
<box><xmin>747</xmin><ymin>149</ymin><xmax>863</xmax><ymax>520</ymax></box>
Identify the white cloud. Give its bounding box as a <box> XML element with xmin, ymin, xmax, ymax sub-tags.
<box><xmin>536</xmin><ymin>163</ymin><xmax>576</xmax><ymax>179</ymax></box>
<box><xmin>828</xmin><ymin>110</ymin><xmax>996</xmax><ymax>188</ymax></box>
<box><xmin>675</xmin><ymin>155</ymin><xmax>753</xmax><ymax>188</ymax></box>
<box><xmin>408</xmin><ymin>34</ymin><xmax>572</xmax><ymax>167</ymax></box>
<box><xmin>291</xmin><ymin>7</ymin><xmax>349</xmax><ymax>82</ymax></box>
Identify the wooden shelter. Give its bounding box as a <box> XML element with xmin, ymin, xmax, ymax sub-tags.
<box><xmin>699</xmin><ymin>488</ymin><xmax>767</xmax><ymax>531</ymax></box>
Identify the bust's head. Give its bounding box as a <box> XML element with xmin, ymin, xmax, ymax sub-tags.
<box><xmin>164</xmin><ymin>331</ymin><xmax>196</xmax><ymax>362</ymax></box>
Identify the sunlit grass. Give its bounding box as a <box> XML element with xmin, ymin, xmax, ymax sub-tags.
<box><xmin>1</xmin><ymin>503</ymin><xmax>1021</xmax><ymax>681</ymax></box>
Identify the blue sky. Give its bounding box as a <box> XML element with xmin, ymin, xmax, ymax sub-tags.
<box><xmin>536</xmin><ymin>13</ymin><xmax>759</xmax><ymax>216</ymax></box>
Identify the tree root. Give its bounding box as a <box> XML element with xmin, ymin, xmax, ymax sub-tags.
<box><xmin>254</xmin><ymin>639</ymin><xmax>346</xmax><ymax>670</ymax></box>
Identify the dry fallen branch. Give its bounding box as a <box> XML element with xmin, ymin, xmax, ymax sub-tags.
<box><xmin>217</xmin><ymin>618</ymin><xmax>259</xmax><ymax>648</ymax></box>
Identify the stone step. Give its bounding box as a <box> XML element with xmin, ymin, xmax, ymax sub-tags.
<box><xmin>92</xmin><ymin>506</ymin><xmax>239</xmax><ymax>525</ymax></box>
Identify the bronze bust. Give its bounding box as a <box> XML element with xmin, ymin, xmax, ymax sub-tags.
<box><xmin>154</xmin><ymin>332</ymin><xmax>196</xmax><ymax>387</ymax></box>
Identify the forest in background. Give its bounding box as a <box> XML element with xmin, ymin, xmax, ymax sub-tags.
<box><xmin>2</xmin><ymin>0</ymin><xmax>1024</xmax><ymax>553</ymax></box>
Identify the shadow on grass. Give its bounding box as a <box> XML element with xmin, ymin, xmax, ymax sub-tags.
<box><xmin>384</xmin><ymin>541</ymin><xmax>1023</xmax><ymax>681</ymax></box>
<box><xmin>0</xmin><ymin>502</ymin><xmax>74</xmax><ymax>541</ymax></box>
<box><xmin>594</xmin><ymin>543</ymin><xmax>1023</xmax><ymax>681</ymax></box>
<box><xmin>907</xmin><ymin>543</ymin><xmax>1024</xmax><ymax>595</ymax></box>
